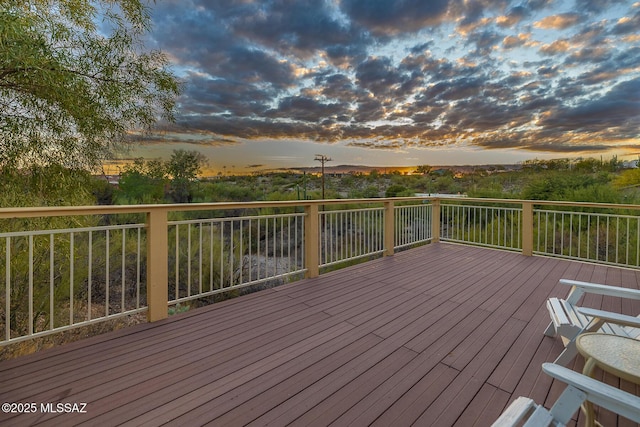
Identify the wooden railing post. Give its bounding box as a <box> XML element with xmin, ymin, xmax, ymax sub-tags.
<box><xmin>304</xmin><ymin>203</ymin><xmax>319</xmax><ymax>278</ymax></box>
<box><xmin>147</xmin><ymin>208</ymin><xmax>168</xmax><ymax>321</ymax></box>
<box><xmin>431</xmin><ymin>198</ymin><xmax>441</xmax><ymax>242</ymax></box>
<box><xmin>384</xmin><ymin>201</ymin><xmax>395</xmax><ymax>256</ymax></box>
<box><xmin>522</xmin><ymin>201</ymin><xmax>533</xmax><ymax>256</ymax></box>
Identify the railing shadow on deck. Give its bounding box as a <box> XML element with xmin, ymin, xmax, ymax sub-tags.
<box><xmin>2</xmin><ymin>196</ymin><xmax>640</xmax><ymax>348</ymax></box>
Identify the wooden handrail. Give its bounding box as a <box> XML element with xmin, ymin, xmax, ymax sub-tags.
<box><xmin>3</xmin><ymin>196</ymin><xmax>640</xmax><ymax>219</ymax></box>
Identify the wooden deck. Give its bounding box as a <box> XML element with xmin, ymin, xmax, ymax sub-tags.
<box><xmin>1</xmin><ymin>243</ymin><xmax>639</xmax><ymax>426</ymax></box>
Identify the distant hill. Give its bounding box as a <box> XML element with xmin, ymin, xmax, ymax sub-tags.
<box><xmin>274</xmin><ymin>164</ymin><xmax>522</xmax><ymax>175</ymax></box>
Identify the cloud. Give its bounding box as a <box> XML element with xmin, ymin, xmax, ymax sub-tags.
<box><xmin>128</xmin><ymin>131</ymin><xmax>241</xmax><ymax>147</ymax></box>
<box><xmin>265</xmin><ymin>96</ymin><xmax>351</xmax><ymax>122</ymax></box>
<box><xmin>340</xmin><ymin>0</ymin><xmax>451</xmax><ymax>35</ymax></box>
<box><xmin>355</xmin><ymin>56</ymin><xmax>420</xmax><ymax>98</ymax></box>
<box><xmin>179</xmin><ymin>74</ymin><xmax>273</xmax><ymax>117</ymax></box>
<box><xmin>143</xmin><ymin>0</ymin><xmax>640</xmax><ymax>159</ymax></box>
<box><xmin>424</xmin><ymin>76</ymin><xmax>485</xmax><ymax>101</ymax></box>
<box><xmin>612</xmin><ymin>8</ymin><xmax>640</xmax><ymax>35</ymax></box>
<box><xmin>465</xmin><ymin>29</ymin><xmax>503</xmax><ymax>56</ymax></box>
<box><xmin>496</xmin><ymin>6</ymin><xmax>529</xmax><ymax>28</ymax></box>
<box><xmin>231</xmin><ymin>0</ymin><xmax>367</xmax><ymax>57</ymax></box>
<box><xmin>581</xmin><ymin>0</ymin><xmax>626</xmax><ymax>13</ymax></box>
<box><xmin>539</xmin><ymin>39</ymin><xmax>571</xmax><ymax>55</ymax></box>
<box><xmin>502</xmin><ymin>33</ymin><xmax>531</xmax><ymax>49</ymax></box>
<box><xmin>537</xmin><ymin>77</ymin><xmax>640</xmax><ymax>136</ymax></box>
<box><xmin>315</xmin><ymin>73</ymin><xmax>358</xmax><ymax>103</ymax></box>
<box><xmin>534</xmin><ymin>13</ymin><xmax>582</xmax><ymax>30</ymax></box>
<box><xmin>564</xmin><ymin>46</ymin><xmax>612</xmax><ymax>64</ymax></box>
<box><xmin>346</xmin><ymin>139</ymin><xmax>410</xmax><ymax>151</ymax></box>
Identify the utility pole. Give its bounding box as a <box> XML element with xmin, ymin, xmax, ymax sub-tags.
<box><xmin>314</xmin><ymin>154</ymin><xmax>332</xmax><ymax>199</ymax></box>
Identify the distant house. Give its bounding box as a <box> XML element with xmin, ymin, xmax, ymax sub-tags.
<box><xmin>100</xmin><ymin>174</ymin><xmax>121</xmax><ymax>186</ymax></box>
<box><xmin>431</xmin><ymin>168</ymin><xmax>449</xmax><ymax>176</ymax></box>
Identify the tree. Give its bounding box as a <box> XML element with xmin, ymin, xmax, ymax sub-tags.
<box><xmin>166</xmin><ymin>149</ymin><xmax>207</xmax><ymax>203</ymax></box>
<box><xmin>116</xmin><ymin>158</ymin><xmax>167</xmax><ymax>203</ymax></box>
<box><xmin>166</xmin><ymin>150</ymin><xmax>206</xmax><ymax>181</ymax></box>
<box><xmin>0</xmin><ymin>164</ymin><xmax>96</xmax><ymax>207</ymax></box>
<box><xmin>0</xmin><ymin>0</ymin><xmax>179</xmax><ymax>169</ymax></box>
<box><xmin>415</xmin><ymin>165</ymin><xmax>432</xmax><ymax>175</ymax></box>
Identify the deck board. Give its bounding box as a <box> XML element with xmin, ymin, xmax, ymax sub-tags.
<box><xmin>1</xmin><ymin>242</ymin><xmax>640</xmax><ymax>426</ymax></box>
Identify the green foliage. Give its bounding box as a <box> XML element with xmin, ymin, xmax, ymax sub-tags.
<box><xmin>522</xmin><ymin>158</ymin><xmax>571</xmax><ymax>171</ymax></box>
<box><xmin>520</xmin><ymin>171</ymin><xmax>609</xmax><ymax>201</ymax></box>
<box><xmin>467</xmin><ymin>185</ymin><xmax>510</xmax><ymax>199</ymax></box>
<box><xmin>0</xmin><ymin>165</ymin><xmax>96</xmax><ymax>207</ymax></box>
<box><xmin>166</xmin><ymin>150</ymin><xmax>207</xmax><ymax>181</ymax></box>
<box><xmin>349</xmin><ymin>185</ymin><xmax>380</xmax><ymax>198</ymax></box>
<box><xmin>385</xmin><ymin>184</ymin><xmax>408</xmax><ymax>198</ymax></box>
<box><xmin>90</xmin><ymin>176</ymin><xmax>115</xmax><ymax>205</ymax></box>
<box><xmin>562</xmin><ymin>183</ymin><xmax>625</xmax><ymax>204</ymax></box>
<box><xmin>522</xmin><ymin>157</ymin><xmax>618</xmax><ymax>173</ymax></box>
<box><xmin>414</xmin><ymin>165</ymin><xmax>432</xmax><ymax>175</ymax></box>
<box><xmin>0</xmin><ymin>0</ymin><xmax>179</xmax><ymax>169</ymax></box>
<box><xmin>116</xmin><ymin>158</ymin><xmax>167</xmax><ymax>204</ymax></box>
<box><xmin>114</xmin><ymin>150</ymin><xmax>207</xmax><ymax>204</ymax></box>
<box><xmin>574</xmin><ymin>158</ymin><xmax>603</xmax><ymax>173</ymax></box>
<box><xmin>614</xmin><ymin>168</ymin><xmax>640</xmax><ymax>189</ymax></box>
<box><xmin>166</xmin><ymin>150</ymin><xmax>208</xmax><ymax>203</ymax></box>
<box><xmin>521</xmin><ymin>176</ymin><xmax>567</xmax><ymax>200</ymax></box>
<box><xmin>433</xmin><ymin>176</ymin><xmax>462</xmax><ymax>193</ymax></box>
<box><xmin>194</xmin><ymin>181</ymin><xmax>259</xmax><ymax>203</ymax></box>
<box><xmin>168</xmin><ymin>303</ymin><xmax>190</xmax><ymax>316</ymax></box>
<box><xmin>444</xmin><ymin>208</ymin><xmax>522</xmax><ymax>250</ymax></box>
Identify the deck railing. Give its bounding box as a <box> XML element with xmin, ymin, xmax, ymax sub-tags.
<box><xmin>169</xmin><ymin>212</ymin><xmax>306</xmax><ymax>305</ymax></box>
<box><xmin>438</xmin><ymin>198</ymin><xmax>640</xmax><ymax>266</ymax></box>
<box><xmin>319</xmin><ymin>207</ymin><xmax>385</xmax><ymax>267</ymax></box>
<box><xmin>2</xmin><ymin>197</ymin><xmax>640</xmax><ymax>346</ymax></box>
<box><xmin>533</xmin><ymin>202</ymin><xmax>640</xmax><ymax>267</ymax></box>
<box><xmin>1</xmin><ymin>222</ymin><xmax>147</xmax><ymax>343</ymax></box>
<box><xmin>440</xmin><ymin>202</ymin><xmax>522</xmax><ymax>251</ymax></box>
<box><xmin>394</xmin><ymin>203</ymin><xmax>433</xmax><ymax>249</ymax></box>
<box><xmin>0</xmin><ymin>199</ymin><xmax>429</xmax><ymax>345</ymax></box>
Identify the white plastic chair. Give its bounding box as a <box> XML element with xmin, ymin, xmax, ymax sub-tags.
<box><xmin>491</xmin><ymin>363</ymin><xmax>640</xmax><ymax>426</ymax></box>
<box><xmin>544</xmin><ymin>279</ymin><xmax>640</xmax><ymax>365</ymax></box>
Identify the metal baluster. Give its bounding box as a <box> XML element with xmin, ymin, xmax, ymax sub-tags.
<box><xmin>199</xmin><ymin>222</ymin><xmax>203</xmax><ymax>295</ymax></box>
<box><xmin>105</xmin><ymin>230</ymin><xmax>109</xmax><ymax>316</ymax></box>
<box><xmin>88</xmin><ymin>231</ymin><xmax>92</xmax><ymax>320</ymax></box>
<box><xmin>187</xmin><ymin>224</ymin><xmax>192</xmax><ymax>297</ymax></box>
<box><xmin>50</xmin><ymin>235</ymin><xmax>54</xmax><ymax>330</ymax></box>
<box><xmin>6</xmin><ymin>238</ymin><xmax>11</xmax><ymax>340</ymax></box>
<box><xmin>136</xmin><ymin>228</ymin><xmax>141</xmax><ymax>309</ymax></box>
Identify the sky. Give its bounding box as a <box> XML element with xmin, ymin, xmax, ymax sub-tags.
<box><xmin>122</xmin><ymin>0</ymin><xmax>640</xmax><ymax>174</ymax></box>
